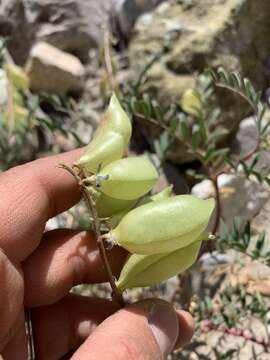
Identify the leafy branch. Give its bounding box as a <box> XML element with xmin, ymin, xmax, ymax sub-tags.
<box><xmin>218</xmin><ymin>219</ymin><xmax>270</xmax><ymax>266</ymax></box>
<box><xmin>194</xmin><ymin>285</ymin><xmax>269</xmax><ymax>349</ymax></box>
<box><xmin>124</xmin><ymin>65</ymin><xmax>270</xmax><ymax>263</ymax></box>
<box><xmin>207</xmin><ymin>67</ymin><xmax>267</xmax><ymax>132</ymax></box>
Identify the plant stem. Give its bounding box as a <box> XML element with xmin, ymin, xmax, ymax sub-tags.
<box><xmin>211</xmin><ymin>176</ymin><xmax>221</xmax><ymax>235</ymax></box>
<box><xmin>134</xmin><ymin>112</ymin><xmax>206</xmax><ymax>163</ymax></box>
<box><xmin>240</xmin><ymin>142</ymin><xmax>260</xmax><ymax>163</ymax></box>
<box><xmin>215</xmin><ymin>82</ymin><xmax>256</xmax><ymax>112</ymax></box>
<box><xmin>83</xmin><ymin>188</ymin><xmax>125</xmax><ymax>307</ymax></box>
<box><xmin>60</xmin><ymin>164</ymin><xmax>125</xmax><ymax>307</ymax></box>
<box><xmin>202</xmin><ymin>321</ymin><xmax>270</xmax><ymax>349</ymax></box>
<box><xmin>104</xmin><ymin>30</ymin><xmax>118</xmax><ymax>94</ymax></box>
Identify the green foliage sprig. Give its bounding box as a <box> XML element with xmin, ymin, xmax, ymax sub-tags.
<box><xmin>194</xmin><ymin>285</ymin><xmax>269</xmax><ymax>351</ymax></box>
<box><xmin>218</xmin><ymin>219</ymin><xmax>270</xmax><ymax>266</ymax></box>
<box><xmin>207</xmin><ymin>67</ymin><xmax>268</xmax><ymax>141</ymax></box>
<box><xmin>195</xmin><ymin>285</ymin><xmax>268</xmax><ymax>327</ymax></box>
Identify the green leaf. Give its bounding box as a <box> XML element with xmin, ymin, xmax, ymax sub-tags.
<box><xmin>207</xmin><ymin>108</ymin><xmax>221</xmax><ymax>127</ymax></box>
<box><xmin>249</xmin><ymin>154</ymin><xmax>259</xmax><ymax>170</ymax></box>
<box><xmin>186</xmin><ymin>169</ymin><xmax>208</xmax><ymax>181</ymax></box>
<box><xmin>217</xmin><ymin>67</ymin><xmax>230</xmax><ymax>84</ymax></box>
<box><xmin>130</xmin><ymin>96</ymin><xmax>140</xmax><ymax>114</ymax></box>
<box><xmin>170</xmin><ymin>116</ymin><xmax>179</xmax><ymax>132</ymax></box>
<box><xmin>230</xmin><ymin>72</ymin><xmax>242</xmax><ymax>89</ymax></box>
<box><xmin>243</xmin><ymin>222</ymin><xmax>251</xmax><ymax>247</ymax></box>
<box><xmin>243</xmin><ymin>78</ymin><xmax>257</xmax><ymax>101</ymax></box>
<box><xmin>152</xmin><ymin>100</ymin><xmax>164</xmax><ymax>123</ymax></box>
<box><xmin>191</xmin><ymin>125</ymin><xmax>201</xmax><ymax>149</ymax></box>
<box><xmin>208</xmin><ymin>128</ymin><xmax>229</xmax><ymax>145</ymax></box>
<box><xmin>179</xmin><ymin>116</ymin><xmax>189</xmax><ymax>140</ymax></box>
<box><xmin>205</xmin><ymin>147</ymin><xmax>229</xmax><ymax>164</ymax></box>
<box><xmin>140</xmin><ymin>99</ymin><xmax>152</xmax><ymax>120</ymax></box>
<box><xmin>256</xmin><ymin>232</ymin><xmax>265</xmax><ymax>251</ymax></box>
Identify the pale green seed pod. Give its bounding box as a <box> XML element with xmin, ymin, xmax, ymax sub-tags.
<box><xmin>180</xmin><ymin>88</ymin><xmax>202</xmax><ymax>116</ymax></box>
<box><xmin>99</xmin><ymin>157</ymin><xmax>158</xmax><ymax>200</ymax></box>
<box><xmin>76</xmin><ymin>93</ymin><xmax>131</xmax><ymax>173</ymax></box>
<box><xmin>116</xmin><ymin>239</ymin><xmax>202</xmax><ymax>291</ymax></box>
<box><xmin>110</xmin><ymin>195</ymin><xmax>215</xmax><ymax>254</ymax></box>
<box><xmin>105</xmin><ymin>94</ymin><xmax>132</xmax><ymax>146</ymax></box>
<box><xmin>5</xmin><ymin>63</ymin><xmax>29</xmax><ymax>91</ymax></box>
<box><xmin>108</xmin><ymin>186</ymin><xmax>173</xmax><ymax>228</ymax></box>
<box><xmin>95</xmin><ymin>192</ymin><xmax>136</xmax><ymax>218</ymax></box>
<box><xmin>77</xmin><ymin>130</ymin><xmax>124</xmax><ymax>173</ymax></box>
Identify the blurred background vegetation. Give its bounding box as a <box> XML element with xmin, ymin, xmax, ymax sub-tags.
<box><xmin>1</xmin><ymin>0</ymin><xmax>270</xmax><ymax>358</ymax></box>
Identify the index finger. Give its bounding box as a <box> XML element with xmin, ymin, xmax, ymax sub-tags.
<box><xmin>0</xmin><ymin>148</ymin><xmax>84</xmax><ymax>262</ymax></box>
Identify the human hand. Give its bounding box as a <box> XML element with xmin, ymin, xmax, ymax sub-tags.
<box><xmin>0</xmin><ymin>150</ymin><xmax>194</xmax><ymax>359</ymax></box>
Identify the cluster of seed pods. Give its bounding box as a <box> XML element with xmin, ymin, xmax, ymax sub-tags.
<box><xmin>76</xmin><ymin>94</ymin><xmax>215</xmax><ymax>291</ymax></box>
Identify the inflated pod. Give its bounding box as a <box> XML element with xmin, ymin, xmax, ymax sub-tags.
<box><xmin>180</xmin><ymin>88</ymin><xmax>202</xmax><ymax>116</ymax></box>
<box><xmin>5</xmin><ymin>63</ymin><xmax>29</xmax><ymax>91</ymax></box>
<box><xmin>98</xmin><ymin>157</ymin><xmax>158</xmax><ymax>200</ymax></box>
<box><xmin>95</xmin><ymin>193</ymin><xmax>136</xmax><ymax>218</ymax></box>
<box><xmin>77</xmin><ymin>94</ymin><xmax>131</xmax><ymax>173</ymax></box>
<box><xmin>110</xmin><ymin>195</ymin><xmax>215</xmax><ymax>254</ymax></box>
<box><xmin>104</xmin><ymin>94</ymin><xmax>132</xmax><ymax>146</ymax></box>
<box><xmin>77</xmin><ymin>131</ymin><xmax>124</xmax><ymax>173</ymax></box>
<box><xmin>108</xmin><ymin>186</ymin><xmax>173</xmax><ymax>228</ymax></box>
<box><xmin>116</xmin><ymin>239</ymin><xmax>202</xmax><ymax>291</ymax></box>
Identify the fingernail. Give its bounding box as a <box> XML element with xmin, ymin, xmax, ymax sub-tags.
<box><xmin>148</xmin><ymin>302</ymin><xmax>179</xmax><ymax>356</ymax></box>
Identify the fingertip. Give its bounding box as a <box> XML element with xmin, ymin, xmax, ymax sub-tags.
<box><xmin>71</xmin><ymin>298</ymin><xmax>180</xmax><ymax>360</ymax></box>
<box><xmin>175</xmin><ymin>310</ymin><xmax>195</xmax><ymax>348</ymax></box>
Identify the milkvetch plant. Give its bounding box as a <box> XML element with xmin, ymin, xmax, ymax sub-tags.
<box><xmin>61</xmin><ymin>93</ymin><xmax>215</xmax><ymax>306</ymax></box>
<box><xmin>121</xmin><ymin>61</ymin><xmax>270</xmax><ymax>356</ymax></box>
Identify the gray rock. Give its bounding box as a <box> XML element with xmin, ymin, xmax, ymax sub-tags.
<box><xmin>231</xmin><ymin>112</ymin><xmax>270</xmax><ymax>171</ymax></box>
<box><xmin>0</xmin><ymin>69</ymin><xmax>8</xmax><ymax>106</ymax></box>
<box><xmin>26</xmin><ymin>42</ymin><xmax>85</xmax><ymax>95</ymax></box>
<box><xmin>114</xmin><ymin>0</ymin><xmax>166</xmax><ymax>38</ymax></box>
<box><xmin>129</xmin><ymin>0</ymin><xmax>270</xmax><ymax>163</ymax></box>
<box><xmin>0</xmin><ymin>0</ymin><xmax>115</xmax><ymax>64</ymax></box>
<box><xmin>0</xmin><ymin>0</ymin><xmax>165</xmax><ymax>65</ymax></box>
<box><xmin>191</xmin><ymin>174</ymin><xmax>270</xmax><ymax>229</ymax></box>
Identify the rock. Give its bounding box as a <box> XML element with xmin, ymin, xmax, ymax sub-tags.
<box><xmin>114</xmin><ymin>0</ymin><xmax>166</xmax><ymax>39</ymax></box>
<box><xmin>129</xmin><ymin>0</ymin><xmax>270</xmax><ymax>162</ymax></box>
<box><xmin>228</xmin><ymin>261</ymin><xmax>270</xmax><ymax>297</ymax></box>
<box><xmin>231</xmin><ymin>112</ymin><xmax>270</xmax><ymax>170</ymax></box>
<box><xmin>252</xmin><ymin>196</ymin><xmax>270</xmax><ymax>251</ymax></box>
<box><xmin>0</xmin><ymin>0</ymin><xmax>164</xmax><ymax>65</ymax></box>
<box><xmin>229</xmin><ymin>113</ymin><xmax>270</xmax><ymax>245</ymax></box>
<box><xmin>191</xmin><ymin>174</ymin><xmax>270</xmax><ymax>229</ymax></box>
<box><xmin>0</xmin><ymin>0</ymin><xmax>116</xmax><ymax>64</ymax></box>
<box><xmin>26</xmin><ymin>42</ymin><xmax>85</xmax><ymax>95</ymax></box>
<box><xmin>231</xmin><ymin>116</ymin><xmax>259</xmax><ymax>158</ymax></box>
<box><xmin>0</xmin><ymin>69</ymin><xmax>8</xmax><ymax>106</ymax></box>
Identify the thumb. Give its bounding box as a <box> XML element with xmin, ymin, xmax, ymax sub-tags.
<box><xmin>71</xmin><ymin>299</ymin><xmax>179</xmax><ymax>360</ymax></box>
